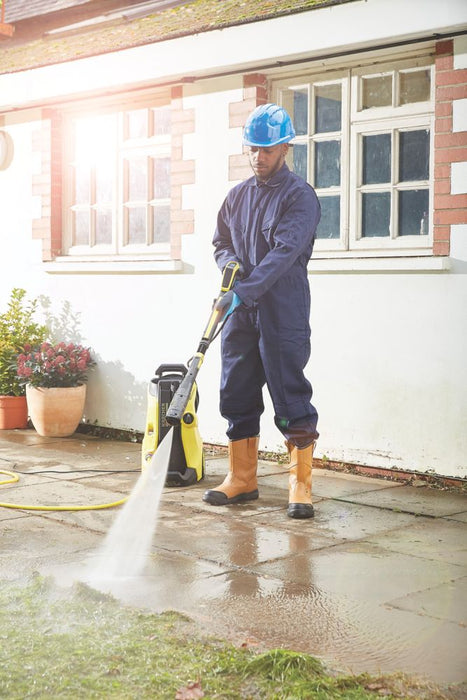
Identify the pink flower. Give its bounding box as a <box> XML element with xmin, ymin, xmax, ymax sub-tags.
<box><xmin>54</xmin><ymin>355</ymin><xmax>66</xmax><ymax>366</ymax></box>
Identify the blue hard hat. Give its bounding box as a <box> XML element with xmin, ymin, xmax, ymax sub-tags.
<box><xmin>243</xmin><ymin>103</ymin><xmax>296</xmax><ymax>147</ymax></box>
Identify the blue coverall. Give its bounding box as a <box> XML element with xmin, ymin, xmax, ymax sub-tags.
<box><xmin>213</xmin><ymin>162</ymin><xmax>321</xmax><ymax>448</ymax></box>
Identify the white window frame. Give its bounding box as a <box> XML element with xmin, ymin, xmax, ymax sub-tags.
<box><xmin>62</xmin><ymin>92</ymin><xmax>173</xmax><ymax>261</ymax></box>
<box><xmin>273</xmin><ymin>53</ymin><xmax>435</xmax><ymax>260</ymax></box>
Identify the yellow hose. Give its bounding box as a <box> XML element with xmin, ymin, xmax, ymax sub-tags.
<box><xmin>0</xmin><ymin>469</ymin><xmax>128</xmax><ymax>511</ymax></box>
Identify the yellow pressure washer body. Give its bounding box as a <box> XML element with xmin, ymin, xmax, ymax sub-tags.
<box><xmin>141</xmin><ymin>364</ymin><xmax>204</xmax><ymax>485</ymax></box>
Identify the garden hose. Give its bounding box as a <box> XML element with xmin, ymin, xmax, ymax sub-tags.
<box><xmin>0</xmin><ymin>469</ymin><xmax>128</xmax><ymax>511</ymax></box>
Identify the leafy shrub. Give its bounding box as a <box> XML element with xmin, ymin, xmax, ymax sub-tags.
<box><xmin>0</xmin><ymin>288</ymin><xmax>48</xmax><ymax>396</ymax></box>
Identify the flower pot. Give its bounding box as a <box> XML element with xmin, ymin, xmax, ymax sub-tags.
<box><xmin>26</xmin><ymin>384</ymin><xmax>86</xmax><ymax>437</ymax></box>
<box><xmin>0</xmin><ymin>395</ymin><xmax>28</xmax><ymax>430</ymax></box>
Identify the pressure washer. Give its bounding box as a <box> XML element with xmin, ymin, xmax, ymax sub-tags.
<box><xmin>141</xmin><ymin>261</ymin><xmax>240</xmax><ymax>486</ymax></box>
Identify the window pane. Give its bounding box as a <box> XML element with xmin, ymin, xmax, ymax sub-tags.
<box><xmin>316</xmin><ymin>196</ymin><xmax>340</xmax><ymax>239</ymax></box>
<box><xmin>95</xmin><ymin>166</ymin><xmax>112</xmax><ymax>202</ymax></box>
<box><xmin>293</xmin><ymin>143</ymin><xmax>307</xmax><ymax>181</ymax></box>
<box><xmin>127</xmin><ymin>207</ymin><xmax>146</xmax><ymax>244</ymax></box>
<box><xmin>361</xmin><ymin>75</ymin><xmax>392</xmax><ymax>109</ymax></box>
<box><xmin>362</xmin><ymin>192</ymin><xmax>391</xmax><ymax>237</ymax></box>
<box><xmin>126</xmin><ymin>109</ymin><xmax>148</xmax><ymax>139</ymax></box>
<box><xmin>152</xmin><ymin>106</ymin><xmax>171</xmax><ymax>136</ymax></box>
<box><xmin>315</xmin><ymin>84</ymin><xmax>341</xmax><ymax>133</ymax></box>
<box><xmin>153</xmin><ymin>157</ymin><xmax>171</xmax><ymax>199</ymax></box>
<box><xmin>73</xmin><ymin>211</ymin><xmax>89</xmax><ymax>246</ymax></box>
<box><xmin>315</xmin><ymin>140</ymin><xmax>340</xmax><ymax>188</ymax></box>
<box><xmin>74</xmin><ymin>166</ymin><xmax>90</xmax><ymax>204</ymax></box>
<box><xmin>282</xmin><ymin>88</ymin><xmax>308</xmax><ymax>136</ymax></box>
<box><xmin>399</xmin><ymin>130</ymin><xmax>429</xmax><ymax>182</ymax></box>
<box><xmin>127</xmin><ymin>157</ymin><xmax>147</xmax><ymax>200</ymax></box>
<box><xmin>153</xmin><ymin>205</ymin><xmax>170</xmax><ymax>243</ymax></box>
<box><xmin>399</xmin><ymin>190</ymin><xmax>429</xmax><ymax>236</ymax></box>
<box><xmin>293</xmin><ymin>89</ymin><xmax>308</xmax><ymax>136</ymax></box>
<box><xmin>74</xmin><ymin>114</ymin><xmax>117</xmax><ymax>167</ymax></box>
<box><xmin>400</xmin><ymin>69</ymin><xmax>430</xmax><ymax>105</ymax></box>
<box><xmin>363</xmin><ymin>133</ymin><xmax>391</xmax><ymax>185</ymax></box>
<box><xmin>95</xmin><ymin>210</ymin><xmax>112</xmax><ymax>245</ymax></box>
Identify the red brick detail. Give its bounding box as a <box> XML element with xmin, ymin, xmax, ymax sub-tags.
<box><xmin>434</xmin><ymin>178</ymin><xmax>451</xmax><ymax>195</ymax></box>
<box><xmin>228</xmin><ymin>153</ymin><xmax>251</xmax><ymax>182</ymax></box>
<box><xmin>228</xmin><ymin>73</ymin><xmax>268</xmax><ymax>181</ymax></box>
<box><xmin>170</xmin><ymin>86</ymin><xmax>195</xmax><ymax>260</ymax></box>
<box><xmin>31</xmin><ymin>117</ymin><xmax>51</xmax><ymax>260</ymax></box>
<box><xmin>436</xmin><ymin>84</ymin><xmax>467</xmax><ymax>102</ymax></box>
<box><xmin>434</xmin><ymin>208</ymin><xmax>467</xmax><ymax>226</ymax></box>
<box><xmin>436</xmin><ymin>40</ymin><xmax>453</xmax><ymax>55</ymax></box>
<box><xmin>435</xmin><ymin>116</ymin><xmax>453</xmax><ymax>134</ymax></box>
<box><xmin>435</xmin><ymin>101</ymin><xmax>452</xmax><ymax>118</ymax></box>
<box><xmin>433</xmin><ymin>240</ymin><xmax>450</xmax><ymax>255</ymax></box>
<box><xmin>432</xmin><ymin>39</ymin><xmax>467</xmax><ymax>256</ymax></box>
<box><xmin>30</xmin><ymin>111</ymin><xmax>63</xmax><ymax>261</ymax></box>
<box><xmin>436</xmin><ymin>68</ymin><xmax>467</xmax><ymax>87</ymax></box>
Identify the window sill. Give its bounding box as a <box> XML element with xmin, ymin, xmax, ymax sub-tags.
<box><xmin>43</xmin><ymin>258</ymin><xmax>190</xmax><ymax>274</ymax></box>
<box><xmin>308</xmin><ymin>256</ymin><xmax>450</xmax><ymax>274</ymax></box>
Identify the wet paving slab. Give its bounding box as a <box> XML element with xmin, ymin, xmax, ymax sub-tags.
<box><xmin>344</xmin><ymin>484</ymin><xmax>467</xmax><ymax>518</ymax></box>
<box><xmin>0</xmin><ymin>430</ymin><xmax>466</xmax><ymax>689</ymax></box>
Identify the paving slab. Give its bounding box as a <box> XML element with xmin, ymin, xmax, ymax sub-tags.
<box><xmin>253</xmin><ymin>497</ymin><xmax>420</xmax><ymax>541</ymax></box>
<box><xmin>364</xmin><ymin>517</ymin><xmax>467</xmax><ymax>566</ymax></box>
<box><xmin>343</xmin><ymin>484</ymin><xmax>467</xmax><ymax>518</ymax></box>
<box><xmin>0</xmin><ymin>513</ymin><xmax>100</xmax><ymax>580</ymax></box>
<box><xmin>250</xmin><ymin>542</ymin><xmax>467</xmax><ymax>606</ymax></box>
<box><xmin>153</xmin><ymin>510</ymin><xmax>338</xmax><ymax>566</ymax></box>
<box><xmin>387</xmin><ymin>575</ymin><xmax>467</xmax><ymax>626</ymax></box>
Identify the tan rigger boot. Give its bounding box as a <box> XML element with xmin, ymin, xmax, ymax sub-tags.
<box><xmin>287</xmin><ymin>441</ymin><xmax>314</xmax><ymax>519</ymax></box>
<box><xmin>203</xmin><ymin>437</ymin><xmax>259</xmax><ymax>505</ymax></box>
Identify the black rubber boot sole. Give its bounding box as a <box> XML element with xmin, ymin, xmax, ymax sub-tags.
<box><xmin>203</xmin><ymin>489</ymin><xmax>259</xmax><ymax>505</ymax></box>
<box><xmin>287</xmin><ymin>503</ymin><xmax>314</xmax><ymax>519</ymax></box>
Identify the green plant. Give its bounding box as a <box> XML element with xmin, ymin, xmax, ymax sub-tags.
<box><xmin>0</xmin><ymin>288</ymin><xmax>49</xmax><ymax>396</ymax></box>
<box><xmin>17</xmin><ymin>341</ymin><xmax>95</xmax><ymax>388</ymax></box>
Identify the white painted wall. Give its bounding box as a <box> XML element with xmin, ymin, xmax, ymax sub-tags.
<box><xmin>1</xmin><ymin>0</ymin><xmax>466</xmax><ymax>478</ymax></box>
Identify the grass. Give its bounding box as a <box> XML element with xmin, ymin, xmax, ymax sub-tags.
<box><xmin>0</xmin><ymin>575</ymin><xmax>455</xmax><ymax>699</ymax></box>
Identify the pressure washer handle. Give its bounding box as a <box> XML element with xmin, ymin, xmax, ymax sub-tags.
<box><xmin>165</xmin><ymin>354</ymin><xmax>203</xmax><ymax>425</ymax></box>
<box><xmin>200</xmin><ymin>261</ymin><xmax>240</xmax><ymax>344</ymax></box>
<box><xmin>165</xmin><ymin>261</ymin><xmax>240</xmax><ymax>425</ymax></box>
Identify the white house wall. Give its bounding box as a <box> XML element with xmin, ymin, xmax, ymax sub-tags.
<box><xmin>1</xmin><ymin>1</ymin><xmax>466</xmax><ymax>479</ymax></box>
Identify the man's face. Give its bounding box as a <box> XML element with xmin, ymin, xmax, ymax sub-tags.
<box><xmin>248</xmin><ymin>143</ymin><xmax>288</xmax><ymax>182</ymax></box>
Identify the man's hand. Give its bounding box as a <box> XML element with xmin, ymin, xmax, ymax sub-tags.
<box><xmin>215</xmin><ymin>290</ymin><xmax>242</xmax><ymax>319</ymax></box>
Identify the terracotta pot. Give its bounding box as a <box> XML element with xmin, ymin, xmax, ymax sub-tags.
<box><xmin>0</xmin><ymin>395</ymin><xmax>28</xmax><ymax>430</ymax></box>
<box><xmin>26</xmin><ymin>384</ymin><xmax>86</xmax><ymax>437</ymax></box>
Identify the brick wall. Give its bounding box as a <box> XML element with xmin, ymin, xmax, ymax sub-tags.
<box><xmin>434</xmin><ymin>39</ymin><xmax>467</xmax><ymax>256</ymax></box>
<box><xmin>228</xmin><ymin>73</ymin><xmax>268</xmax><ymax>182</ymax></box>
<box><xmin>31</xmin><ymin>112</ymin><xmax>60</xmax><ymax>262</ymax></box>
<box><xmin>170</xmin><ymin>85</ymin><xmax>195</xmax><ymax>260</ymax></box>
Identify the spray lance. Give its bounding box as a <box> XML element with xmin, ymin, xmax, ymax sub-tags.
<box><xmin>165</xmin><ymin>261</ymin><xmax>240</xmax><ymax>426</ymax></box>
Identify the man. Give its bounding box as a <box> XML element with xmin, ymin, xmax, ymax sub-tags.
<box><xmin>203</xmin><ymin>103</ymin><xmax>321</xmax><ymax>519</ymax></box>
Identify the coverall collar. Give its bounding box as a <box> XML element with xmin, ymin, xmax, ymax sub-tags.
<box><xmin>252</xmin><ymin>162</ymin><xmax>290</xmax><ymax>189</ymax></box>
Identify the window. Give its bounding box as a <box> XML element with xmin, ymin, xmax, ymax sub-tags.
<box><xmin>63</xmin><ymin>98</ymin><xmax>172</xmax><ymax>257</ymax></box>
<box><xmin>276</xmin><ymin>56</ymin><xmax>434</xmax><ymax>257</ymax></box>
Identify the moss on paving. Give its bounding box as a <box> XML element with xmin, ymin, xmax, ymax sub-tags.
<box><xmin>0</xmin><ymin>574</ymin><xmax>456</xmax><ymax>699</ymax></box>
<box><xmin>0</xmin><ymin>0</ymin><xmax>358</xmax><ymax>75</ymax></box>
